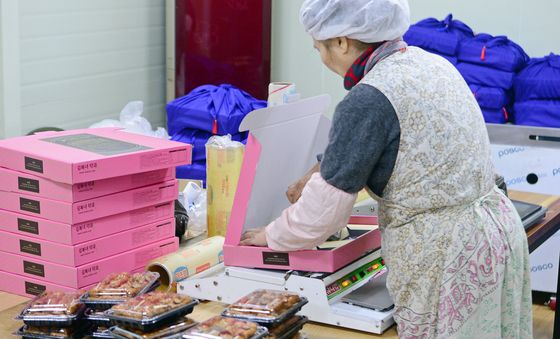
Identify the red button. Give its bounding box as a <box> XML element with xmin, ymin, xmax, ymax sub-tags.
<box><xmin>351</xmin><ymin>276</ymin><xmax>358</xmax><ymax>282</ymax></box>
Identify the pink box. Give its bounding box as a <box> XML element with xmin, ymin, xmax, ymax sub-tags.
<box><xmin>0</xmin><ymin>166</ymin><xmax>175</xmax><ymax>202</ymax></box>
<box><xmin>0</xmin><ymin>180</ymin><xmax>178</xmax><ymax>224</ymax></box>
<box><xmin>0</xmin><ymin>128</ymin><xmax>191</xmax><ymax>184</ymax></box>
<box><xmin>0</xmin><ymin>218</ymin><xmax>176</xmax><ymax>266</ymax></box>
<box><xmin>223</xmin><ymin>96</ymin><xmax>381</xmax><ymax>273</ymax></box>
<box><xmin>0</xmin><ymin>202</ymin><xmax>174</xmax><ymax>245</ymax></box>
<box><xmin>0</xmin><ymin>270</ymin><xmax>97</xmax><ymax>297</ymax></box>
<box><xmin>0</xmin><ymin>237</ymin><xmax>179</xmax><ymax>289</ymax></box>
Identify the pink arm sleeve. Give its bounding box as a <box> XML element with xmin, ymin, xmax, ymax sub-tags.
<box><xmin>265</xmin><ymin>173</ymin><xmax>357</xmax><ymax>251</ymax></box>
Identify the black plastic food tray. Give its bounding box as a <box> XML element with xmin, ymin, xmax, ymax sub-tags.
<box><xmin>85</xmin><ymin>310</ymin><xmax>112</xmax><ymax>327</ymax></box>
<box><xmin>222</xmin><ymin>297</ymin><xmax>309</xmax><ymax>325</ymax></box>
<box><xmin>18</xmin><ymin>304</ymin><xmax>86</xmax><ymax>327</ymax></box>
<box><xmin>272</xmin><ymin>316</ymin><xmax>308</xmax><ymax>339</ymax></box>
<box><xmin>14</xmin><ymin>324</ymin><xmax>90</xmax><ymax>339</ymax></box>
<box><xmin>182</xmin><ymin>325</ymin><xmax>269</xmax><ymax>339</ymax></box>
<box><xmin>90</xmin><ymin>329</ymin><xmax>114</xmax><ymax>339</ymax></box>
<box><xmin>109</xmin><ymin>318</ymin><xmax>198</xmax><ymax>339</ymax></box>
<box><xmin>105</xmin><ymin>299</ymin><xmax>199</xmax><ymax>332</ymax></box>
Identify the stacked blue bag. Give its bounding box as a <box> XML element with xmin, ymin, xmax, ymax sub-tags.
<box><xmin>456</xmin><ymin>34</ymin><xmax>529</xmax><ymax>123</ymax></box>
<box><xmin>404</xmin><ymin>14</ymin><xmax>474</xmax><ymax>65</ymax></box>
<box><xmin>166</xmin><ymin>84</ymin><xmax>267</xmax><ymax>183</ymax></box>
<box><xmin>513</xmin><ymin>54</ymin><xmax>560</xmax><ymax>127</ymax></box>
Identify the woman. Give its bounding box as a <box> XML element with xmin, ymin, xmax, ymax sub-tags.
<box><xmin>241</xmin><ymin>0</ymin><xmax>532</xmax><ymax>337</ymax></box>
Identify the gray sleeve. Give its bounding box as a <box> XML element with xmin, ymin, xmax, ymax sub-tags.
<box><xmin>320</xmin><ymin>84</ymin><xmax>400</xmax><ymax>194</ymax></box>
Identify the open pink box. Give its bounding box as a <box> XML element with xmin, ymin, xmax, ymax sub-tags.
<box><xmin>0</xmin><ymin>180</ymin><xmax>177</xmax><ymax>224</ymax></box>
<box><xmin>0</xmin><ymin>201</ymin><xmax>174</xmax><ymax>245</ymax></box>
<box><xmin>0</xmin><ymin>237</ymin><xmax>179</xmax><ymax>289</ymax></box>
<box><xmin>223</xmin><ymin>95</ymin><xmax>381</xmax><ymax>273</ymax></box>
<box><xmin>0</xmin><ymin>166</ymin><xmax>175</xmax><ymax>202</ymax></box>
<box><xmin>0</xmin><ymin>217</ymin><xmax>175</xmax><ymax>267</ymax></box>
<box><xmin>0</xmin><ymin>128</ymin><xmax>191</xmax><ymax>184</ymax></box>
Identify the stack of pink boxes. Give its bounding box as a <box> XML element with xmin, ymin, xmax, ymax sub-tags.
<box><xmin>0</xmin><ymin>128</ymin><xmax>191</xmax><ymax>297</ymax></box>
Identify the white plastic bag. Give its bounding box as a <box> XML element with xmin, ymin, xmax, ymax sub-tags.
<box><xmin>179</xmin><ymin>182</ymin><xmax>207</xmax><ymax>238</ymax></box>
<box><xmin>89</xmin><ymin>101</ymin><xmax>169</xmax><ymax>139</ymax></box>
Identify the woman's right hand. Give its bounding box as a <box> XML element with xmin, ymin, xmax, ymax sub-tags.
<box><xmin>286</xmin><ymin>162</ymin><xmax>320</xmax><ymax>203</ymax></box>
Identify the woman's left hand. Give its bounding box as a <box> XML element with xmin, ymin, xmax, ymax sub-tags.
<box><xmin>240</xmin><ymin>228</ymin><xmax>268</xmax><ymax>247</ymax></box>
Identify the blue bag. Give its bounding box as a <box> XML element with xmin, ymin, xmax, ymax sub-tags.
<box><xmin>456</xmin><ymin>63</ymin><xmax>515</xmax><ymax>89</ymax></box>
<box><xmin>458</xmin><ymin>34</ymin><xmax>529</xmax><ymax>72</ymax></box>
<box><xmin>176</xmin><ymin>161</ymin><xmax>207</xmax><ymax>184</ymax></box>
<box><xmin>469</xmin><ymin>84</ymin><xmax>511</xmax><ymax>109</ymax></box>
<box><xmin>166</xmin><ymin>84</ymin><xmax>267</xmax><ymax>136</ymax></box>
<box><xmin>481</xmin><ymin>108</ymin><xmax>509</xmax><ymax>124</ymax></box>
<box><xmin>514</xmin><ymin>100</ymin><xmax>560</xmax><ymax>128</ymax></box>
<box><xmin>514</xmin><ymin>54</ymin><xmax>560</xmax><ymax>102</ymax></box>
<box><xmin>171</xmin><ymin>129</ymin><xmax>248</xmax><ymax>163</ymax></box>
<box><xmin>403</xmin><ymin>14</ymin><xmax>474</xmax><ymax>56</ymax></box>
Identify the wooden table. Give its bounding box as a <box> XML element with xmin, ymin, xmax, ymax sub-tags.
<box><xmin>1</xmin><ymin>191</ymin><xmax>558</xmax><ymax>338</ymax></box>
<box><xmin>509</xmin><ymin>190</ymin><xmax>560</xmax><ymax>252</ymax></box>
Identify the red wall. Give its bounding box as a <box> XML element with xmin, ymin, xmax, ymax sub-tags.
<box><xmin>175</xmin><ymin>0</ymin><xmax>272</xmax><ymax>100</ymax></box>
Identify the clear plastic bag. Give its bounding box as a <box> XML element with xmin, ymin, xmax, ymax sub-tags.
<box><xmin>90</xmin><ymin>101</ymin><xmax>169</xmax><ymax>139</ymax></box>
<box><xmin>222</xmin><ymin>290</ymin><xmax>307</xmax><ymax>324</ymax></box>
<box><xmin>179</xmin><ymin>182</ymin><xmax>207</xmax><ymax>238</ymax></box>
<box><xmin>182</xmin><ymin>316</ymin><xmax>267</xmax><ymax>339</ymax></box>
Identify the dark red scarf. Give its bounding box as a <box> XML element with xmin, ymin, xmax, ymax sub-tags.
<box><xmin>343</xmin><ymin>39</ymin><xmax>408</xmax><ymax>90</ymax></box>
<box><xmin>343</xmin><ymin>46</ymin><xmax>376</xmax><ymax>90</ymax></box>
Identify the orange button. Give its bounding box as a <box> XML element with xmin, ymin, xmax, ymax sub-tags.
<box><xmin>372</xmin><ymin>264</ymin><xmax>379</xmax><ymax>270</ymax></box>
<box><xmin>341</xmin><ymin>280</ymin><xmax>351</xmax><ymax>288</ymax></box>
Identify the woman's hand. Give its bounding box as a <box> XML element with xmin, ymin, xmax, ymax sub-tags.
<box><xmin>240</xmin><ymin>228</ymin><xmax>268</xmax><ymax>247</ymax></box>
<box><xmin>286</xmin><ymin>162</ymin><xmax>321</xmax><ymax>203</ymax></box>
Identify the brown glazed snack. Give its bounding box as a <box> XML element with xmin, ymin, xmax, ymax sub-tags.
<box><xmin>184</xmin><ymin>316</ymin><xmax>259</xmax><ymax>339</ymax></box>
<box><xmin>88</xmin><ymin>272</ymin><xmax>158</xmax><ymax>300</ymax></box>
<box><xmin>24</xmin><ymin>291</ymin><xmax>83</xmax><ymax>316</ymax></box>
<box><xmin>111</xmin><ymin>291</ymin><xmax>193</xmax><ymax>319</ymax></box>
<box><xmin>267</xmin><ymin>316</ymin><xmax>303</xmax><ymax>337</ymax></box>
<box><xmin>226</xmin><ymin>290</ymin><xmax>301</xmax><ymax>319</ymax></box>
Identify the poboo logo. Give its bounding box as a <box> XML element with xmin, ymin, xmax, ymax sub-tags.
<box><xmin>553</xmin><ymin>168</ymin><xmax>560</xmax><ymax>177</ymax></box>
<box><xmin>497</xmin><ymin>147</ymin><xmax>526</xmax><ymax>159</ymax></box>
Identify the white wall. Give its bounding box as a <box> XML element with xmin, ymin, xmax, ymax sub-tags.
<box><xmin>271</xmin><ymin>0</ymin><xmax>560</xmax><ymax>116</ymax></box>
<box><xmin>0</xmin><ymin>0</ymin><xmax>167</xmax><ymax>137</ymax></box>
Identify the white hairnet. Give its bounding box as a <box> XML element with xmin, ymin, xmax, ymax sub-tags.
<box><xmin>300</xmin><ymin>0</ymin><xmax>411</xmax><ymax>43</ymax></box>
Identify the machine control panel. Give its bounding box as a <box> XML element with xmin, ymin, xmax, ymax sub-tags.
<box><xmin>326</xmin><ymin>257</ymin><xmax>385</xmax><ymax>300</ymax></box>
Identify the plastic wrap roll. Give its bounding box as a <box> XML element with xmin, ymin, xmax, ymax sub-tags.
<box><xmin>267</xmin><ymin>82</ymin><xmax>299</xmax><ymax>107</ymax></box>
<box><xmin>206</xmin><ymin>136</ymin><xmax>244</xmax><ymax>237</ymax></box>
<box><xmin>146</xmin><ymin>236</ymin><xmax>225</xmax><ymax>291</ymax></box>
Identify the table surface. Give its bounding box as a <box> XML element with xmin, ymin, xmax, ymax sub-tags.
<box><xmin>509</xmin><ymin>190</ymin><xmax>560</xmax><ymax>252</ymax></box>
<box><xmin>0</xmin><ymin>190</ymin><xmax>557</xmax><ymax>338</ymax></box>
